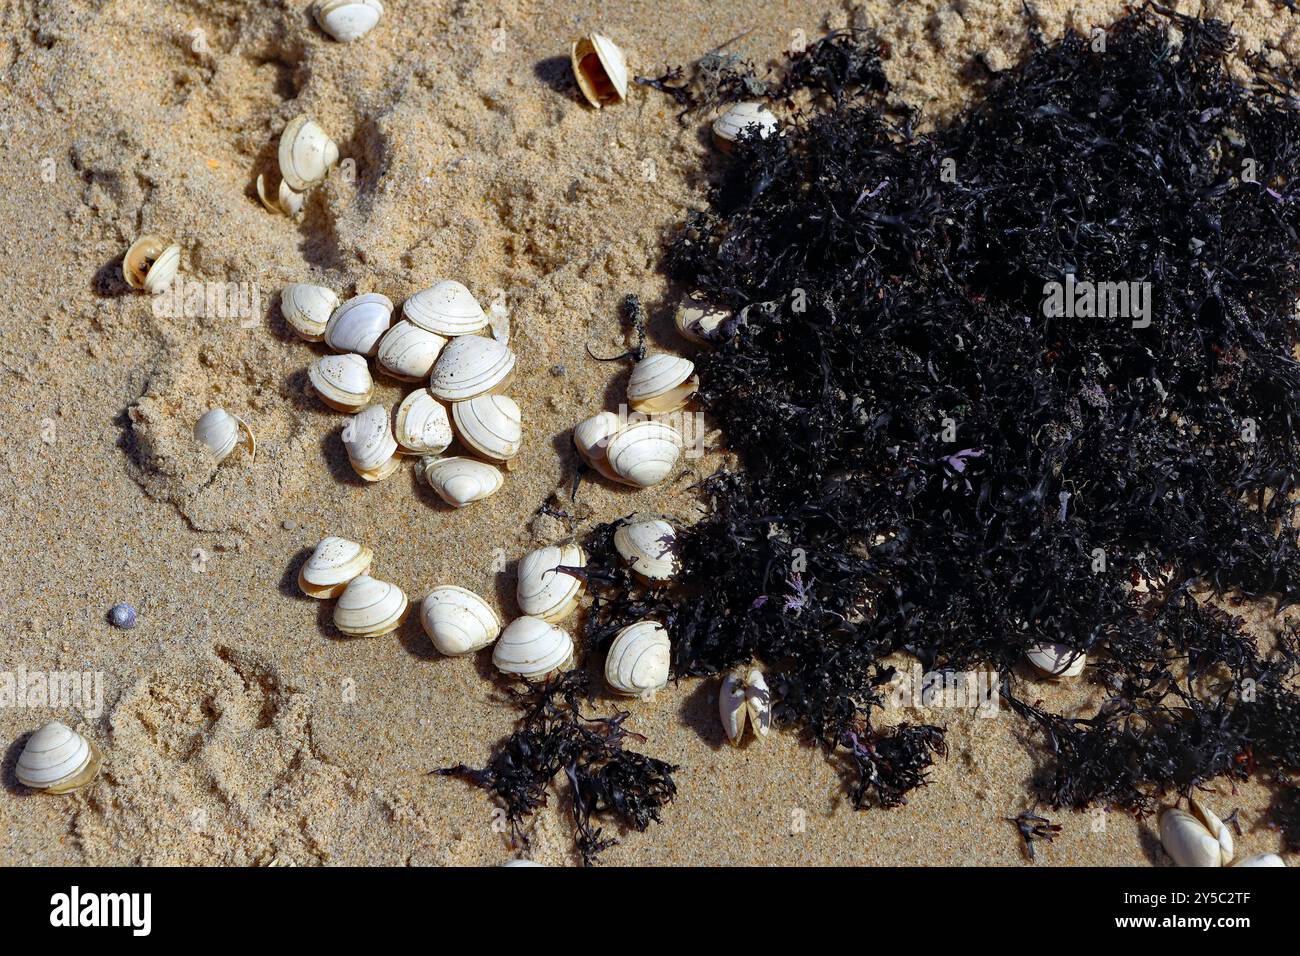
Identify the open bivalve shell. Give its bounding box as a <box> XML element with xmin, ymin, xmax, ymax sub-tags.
<box><xmin>720</xmin><ymin>667</ymin><xmax>771</xmax><ymax>745</ymax></box>
<box><xmin>452</xmin><ymin>394</ymin><xmax>522</xmax><ymax>463</ymax></box>
<box><xmin>16</xmin><ymin>721</ymin><xmax>102</xmax><ymax>793</ymax></box>
<box><xmin>278</xmin><ymin>114</ymin><xmax>340</xmax><ymax>192</ymax></box>
<box><xmin>605</xmin><ymin>620</ymin><xmax>670</xmax><ymax>696</ymax></box>
<box><xmin>627</xmin><ymin>354</ymin><xmax>698</xmax><ymax>413</ymax></box>
<box><xmin>675</xmin><ymin>294</ymin><xmax>730</xmax><ymax>344</ymax></box>
<box><xmin>281</xmin><ymin>283</ymin><xmax>339</xmax><ymax>341</ymax></box>
<box><xmin>429</xmin><ymin>335</ymin><xmax>516</xmax><ymax>401</ymax></box>
<box><xmin>423</xmin><ymin>456</ymin><xmax>503</xmax><ymax>507</ymax></box>
<box><xmin>309</xmin><ymin>352</ymin><xmax>374</xmax><ymax>412</ymax></box>
<box><xmin>315</xmin><ymin>0</ymin><xmax>383</xmax><ymax>42</ymax></box>
<box><xmin>606</xmin><ymin>419</ymin><xmax>683</xmax><ymax>487</ymax></box>
<box><xmin>420</xmin><ymin>586</ymin><xmax>501</xmax><ymax>656</ymax></box>
<box><xmin>298</xmin><ymin>536</ymin><xmax>373</xmax><ymax>598</ymax></box>
<box><xmin>325</xmin><ymin>292</ymin><xmax>393</xmax><ymax>356</ymax></box>
<box><xmin>123</xmin><ymin>235</ymin><xmax>181</xmax><ymax>294</ymax></box>
<box><xmin>1159</xmin><ymin>795</ymin><xmax>1235</xmax><ymax>867</ymax></box>
<box><xmin>712</xmin><ymin>101</ymin><xmax>779</xmax><ymax>152</ymax></box>
<box><xmin>516</xmin><ymin>543</ymin><xmax>585</xmax><ymax>623</ymax></box>
<box><xmin>571</xmin><ymin>33</ymin><xmax>629</xmax><ymax>109</ymax></box>
<box><xmin>342</xmin><ymin>404</ymin><xmax>402</xmax><ymax>481</ymax></box>
<box><xmin>394</xmin><ymin>390</ymin><xmax>452</xmax><ymax>455</ymax></box>
<box><xmin>492</xmin><ymin>616</ymin><xmax>574</xmax><ymax>679</ymax></box>
<box><xmin>574</xmin><ymin>411</ymin><xmax>622</xmax><ymax>480</ymax></box>
<box><xmin>614</xmin><ymin>516</ymin><xmax>678</xmax><ymax>582</ymax></box>
<box><xmin>1025</xmin><ymin>641</ymin><xmax>1086</xmax><ymax>679</ymax></box>
<box><xmin>334</xmin><ymin>575</ymin><xmax>408</xmax><ymax>637</ymax></box>
<box><xmin>257</xmin><ymin>174</ymin><xmax>306</xmax><ymax>216</ymax></box>
<box><xmin>404</xmin><ymin>280</ymin><xmax>489</xmax><ymax>336</ymax></box>
<box><xmin>194</xmin><ymin>408</ymin><xmax>255</xmax><ymax>463</ymax></box>
<box><xmin>377</xmin><ymin>320</ymin><xmax>447</xmax><ymax>381</ymax></box>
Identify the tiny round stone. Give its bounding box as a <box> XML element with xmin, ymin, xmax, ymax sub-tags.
<box><xmin>108</xmin><ymin>603</ymin><xmax>137</xmax><ymax>629</ymax></box>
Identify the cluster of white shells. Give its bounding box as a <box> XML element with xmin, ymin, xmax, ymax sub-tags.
<box><xmin>1159</xmin><ymin>794</ymin><xmax>1285</xmax><ymax>868</ymax></box>
<box><xmin>298</xmin><ymin>535</ymin><xmax>410</xmax><ymax>637</ymax></box>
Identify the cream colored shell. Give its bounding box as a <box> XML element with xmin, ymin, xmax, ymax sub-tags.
<box><xmin>424</xmin><ymin>456</ymin><xmax>503</xmax><ymax>507</ymax></box>
<box><xmin>334</xmin><ymin>575</ymin><xmax>408</xmax><ymax>637</ymax></box>
<box><xmin>278</xmin><ymin>114</ymin><xmax>339</xmax><ymax>191</ymax></box>
<box><xmin>573</xmin><ymin>410</ymin><xmax>622</xmax><ymax>480</ymax></box>
<box><xmin>315</xmin><ymin>0</ymin><xmax>383</xmax><ymax>42</ymax></box>
<box><xmin>712</xmin><ymin>101</ymin><xmax>779</xmax><ymax>152</ymax></box>
<box><xmin>309</xmin><ymin>352</ymin><xmax>374</xmax><ymax>412</ymax></box>
<box><xmin>606</xmin><ymin>419</ymin><xmax>683</xmax><ymax>487</ymax></box>
<box><xmin>394</xmin><ymin>390</ymin><xmax>453</xmax><ymax>455</ymax></box>
<box><xmin>281</xmin><ymin>283</ymin><xmax>339</xmax><ymax>341</ymax></box>
<box><xmin>627</xmin><ymin>354</ymin><xmax>698</xmax><ymax>413</ymax></box>
<box><xmin>1025</xmin><ymin>642</ymin><xmax>1086</xmax><ymax>678</ymax></box>
<box><xmin>377</xmin><ymin>320</ymin><xmax>447</xmax><ymax>381</ymax></box>
<box><xmin>342</xmin><ymin>404</ymin><xmax>401</xmax><ymax>481</ymax></box>
<box><xmin>420</xmin><ymin>586</ymin><xmax>501</xmax><ymax>656</ymax></box>
<box><xmin>571</xmin><ymin>33</ymin><xmax>629</xmax><ymax>109</ymax></box>
<box><xmin>123</xmin><ymin>235</ymin><xmax>180</xmax><ymax>293</ymax></box>
<box><xmin>325</xmin><ymin>292</ymin><xmax>394</xmax><ymax>356</ymax></box>
<box><xmin>492</xmin><ymin>616</ymin><xmax>574</xmax><ymax>679</ymax></box>
<box><xmin>675</xmin><ymin>294</ymin><xmax>730</xmax><ymax>344</ymax></box>
<box><xmin>605</xmin><ymin>620</ymin><xmax>670</xmax><ymax>696</ymax></box>
<box><xmin>257</xmin><ymin>174</ymin><xmax>305</xmax><ymax>216</ymax></box>
<box><xmin>403</xmin><ymin>280</ymin><xmax>489</xmax><ymax>336</ymax></box>
<box><xmin>614</xmin><ymin>516</ymin><xmax>678</xmax><ymax>582</ymax></box>
<box><xmin>720</xmin><ymin>667</ymin><xmax>771</xmax><ymax>744</ymax></box>
<box><xmin>429</xmin><ymin>335</ymin><xmax>516</xmax><ymax>401</ymax></box>
<box><xmin>298</xmin><ymin>535</ymin><xmax>373</xmax><ymax>598</ymax></box>
<box><xmin>1159</xmin><ymin>796</ymin><xmax>1235</xmax><ymax>867</ymax></box>
<box><xmin>452</xmin><ymin>394</ymin><xmax>522</xmax><ymax>462</ymax></box>
<box><xmin>15</xmin><ymin>721</ymin><xmax>102</xmax><ymax>793</ymax></box>
<box><xmin>516</xmin><ymin>543</ymin><xmax>586</xmax><ymax>623</ymax></box>
<box><xmin>194</xmin><ymin>408</ymin><xmax>255</xmax><ymax>463</ymax></box>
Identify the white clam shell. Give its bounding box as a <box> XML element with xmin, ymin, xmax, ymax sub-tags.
<box><xmin>298</xmin><ymin>535</ymin><xmax>373</xmax><ymax>598</ymax></box>
<box><xmin>627</xmin><ymin>354</ymin><xmax>698</xmax><ymax>413</ymax></box>
<box><xmin>394</xmin><ymin>390</ymin><xmax>453</xmax><ymax>455</ymax></box>
<box><xmin>614</xmin><ymin>516</ymin><xmax>678</xmax><ymax>582</ymax></box>
<box><xmin>281</xmin><ymin>283</ymin><xmax>339</xmax><ymax>341</ymax></box>
<box><xmin>309</xmin><ymin>352</ymin><xmax>374</xmax><ymax>412</ymax></box>
<box><xmin>342</xmin><ymin>404</ymin><xmax>401</xmax><ymax>481</ymax></box>
<box><xmin>1233</xmin><ymin>853</ymin><xmax>1286</xmax><ymax>867</ymax></box>
<box><xmin>257</xmin><ymin>174</ymin><xmax>305</xmax><ymax>216</ymax></box>
<box><xmin>713</xmin><ymin>101</ymin><xmax>779</xmax><ymax>151</ymax></box>
<box><xmin>1160</xmin><ymin>806</ymin><xmax>1229</xmax><ymax>867</ymax></box>
<box><xmin>492</xmin><ymin>616</ymin><xmax>574</xmax><ymax>679</ymax></box>
<box><xmin>605</xmin><ymin>620</ymin><xmax>670</xmax><ymax>696</ymax></box>
<box><xmin>194</xmin><ymin>408</ymin><xmax>255</xmax><ymax>463</ymax></box>
<box><xmin>315</xmin><ymin>0</ymin><xmax>383</xmax><ymax>42</ymax></box>
<box><xmin>123</xmin><ymin>235</ymin><xmax>180</xmax><ymax>293</ymax></box>
<box><xmin>278</xmin><ymin>114</ymin><xmax>340</xmax><ymax>191</ymax></box>
<box><xmin>571</xmin><ymin>33</ymin><xmax>628</xmax><ymax>108</ymax></box>
<box><xmin>424</xmin><ymin>455</ymin><xmax>503</xmax><ymax>507</ymax></box>
<box><xmin>675</xmin><ymin>295</ymin><xmax>730</xmax><ymax>344</ymax></box>
<box><xmin>420</xmin><ymin>586</ymin><xmax>501</xmax><ymax>656</ymax></box>
<box><xmin>429</xmin><ymin>335</ymin><xmax>516</xmax><ymax>401</ymax></box>
<box><xmin>334</xmin><ymin>575</ymin><xmax>409</xmax><ymax>637</ymax></box>
<box><xmin>720</xmin><ymin>668</ymin><xmax>770</xmax><ymax>744</ymax></box>
<box><xmin>16</xmin><ymin>721</ymin><xmax>101</xmax><ymax>793</ymax></box>
<box><xmin>1025</xmin><ymin>642</ymin><xmax>1086</xmax><ymax>678</ymax></box>
<box><xmin>452</xmin><ymin>394</ymin><xmax>522</xmax><ymax>462</ymax></box>
<box><xmin>325</xmin><ymin>293</ymin><xmax>394</xmax><ymax>356</ymax></box>
<box><xmin>574</xmin><ymin>410</ymin><xmax>622</xmax><ymax>479</ymax></box>
<box><xmin>376</xmin><ymin>320</ymin><xmax>447</xmax><ymax>381</ymax></box>
<box><xmin>404</xmin><ymin>280</ymin><xmax>489</xmax><ymax>336</ymax></box>
<box><xmin>516</xmin><ymin>543</ymin><xmax>586</xmax><ymax>623</ymax></box>
<box><xmin>606</xmin><ymin>419</ymin><xmax>683</xmax><ymax>487</ymax></box>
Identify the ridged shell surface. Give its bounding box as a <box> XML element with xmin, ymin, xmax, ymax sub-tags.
<box><xmin>452</xmin><ymin>394</ymin><xmax>522</xmax><ymax>462</ymax></box>
<box><xmin>325</xmin><ymin>293</ymin><xmax>393</xmax><ymax>356</ymax></box>
<box><xmin>16</xmin><ymin>721</ymin><xmax>99</xmax><ymax>792</ymax></box>
<box><xmin>309</xmin><ymin>353</ymin><xmax>374</xmax><ymax>411</ymax></box>
<box><xmin>298</xmin><ymin>536</ymin><xmax>372</xmax><ymax>598</ymax></box>
<box><xmin>424</xmin><ymin>456</ymin><xmax>503</xmax><ymax>507</ymax></box>
<box><xmin>712</xmin><ymin>101</ymin><xmax>779</xmax><ymax>149</ymax></box>
<box><xmin>627</xmin><ymin>354</ymin><xmax>697</xmax><ymax>413</ymax></box>
<box><xmin>614</xmin><ymin>517</ymin><xmax>678</xmax><ymax>581</ymax></box>
<box><xmin>429</xmin><ymin>336</ymin><xmax>515</xmax><ymax>401</ymax></box>
<box><xmin>334</xmin><ymin>575</ymin><xmax>408</xmax><ymax>637</ymax></box>
<box><xmin>278</xmin><ymin>115</ymin><xmax>339</xmax><ymax>191</ymax></box>
<box><xmin>377</xmin><ymin>320</ymin><xmax>446</xmax><ymax>381</ymax></box>
<box><xmin>194</xmin><ymin>408</ymin><xmax>254</xmax><ymax>462</ymax></box>
<box><xmin>281</xmin><ymin>283</ymin><xmax>339</xmax><ymax>341</ymax></box>
<box><xmin>394</xmin><ymin>390</ymin><xmax>452</xmax><ymax>455</ymax></box>
<box><xmin>403</xmin><ymin>280</ymin><xmax>489</xmax><ymax>336</ymax></box>
<box><xmin>605</xmin><ymin>621</ymin><xmax>670</xmax><ymax>696</ymax></box>
<box><xmin>420</xmin><ymin>586</ymin><xmax>501</xmax><ymax>656</ymax></box>
<box><xmin>315</xmin><ymin>0</ymin><xmax>383</xmax><ymax>42</ymax></box>
<box><xmin>606</xmin><ymin>419</ymin><xmax>683</xmax><ymax>487</ymax></box>
<box><xmin>516</xmin><ymin>543</ymin><xmax>585</xmax><ymax>622</ymax></box>
<box><xmin>492</xmin><ymin>616</ymin><xmax>574</xmax><ymax>678</ymax></box>
<box><xmin>341</xmin><ymin>404</ymin><xmax>399</xmax><ymax>479</ymax></box>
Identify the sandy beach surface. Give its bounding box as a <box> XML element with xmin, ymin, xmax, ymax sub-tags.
<box><xmin>1</xmin><ymin>0</ymin><xmax>1297</xmax><ymax>866</ymax></box>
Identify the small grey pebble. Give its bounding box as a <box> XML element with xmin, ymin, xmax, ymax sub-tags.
<box><xmin>549</xmin><ymin>364</ymin><xmax>565</xmax><ymax>376</ymax></box>
<box><xmin>282</xmin><ymin>519</ymin><xmax>297</xmax><ymax>531</ymax></box>
<box><xmin>108</xmin><ymin>603</ymin><xmax>137</xmax><ymax>629</ymax></box>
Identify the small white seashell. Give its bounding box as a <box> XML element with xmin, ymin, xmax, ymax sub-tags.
<box><xmin>713</xmin><ymin>101</ymin><xmax>779</xmax><ymax>152</ymax></box>
<box><xmin>403</xmin><ymin>280</ymin><xmax>489</xmax><ymax>336</ymax></box>
<box><xmin>675</xmin><ymin>294</ymin><xmax>730</xmax><ymax>344</ymax></box>
<box><xmin>376</xmin><ymin>320</ymin><xmax>447</xmax><ymax>381</ymax></box>
<box><xmin>194</xmin><ymin>408</ymin><xmax>255</xmax><ymax>463</ymax></box>
<box><xmin>627</xmin><ymin>354</ymin><xmax>698</xmax><ymax>413</ymax></box>
<box><xmin>452</xmin><ymin>394</ymin><xmax>522</xmax><ymax>463</ymax></box>
<box><xmin>309</xmin><ymin>352</ymin><xmax>374</xmax><ymax>412</ymax></box>
<box><xmin>429</xmin><ymin>335</ymin><xmax>516</xmax><ymax>401</ymax></box>
<box><xmin>573</xmin><ymin>411</ymin><xmax>622</xmax><ymax>480</ymax></box>
<box><xmin>502</xmin><ymin>859</ymin><xmax>545</xmax><ymax>867</ymax></box>
<box><xmin>334</xmin><ymin>574</ymin><xmax>409</xmax><ymax>637</ymax></box>
<box><xmin>571</xmin><ymin>33</ymin><xmax>629</xmax><ymax>109</ymax></box>
<box><xmin>492</xmin><ymin>616</ymin><xmax>574</xmax><ymax>679</ymax></box>
<box><xmin>278</xmin><ymin>114</ymin><xmax>340</xmax><ymax>192</ymax></box>
<box><xmin>606</xmin><ymin>419</ymin><xmax>683</xmax><ymax>487</ymax></box>
<box><xmin>424</xmin><ymin>456</ymin><xmax>503</xmax><ymax>507</ymax></box>
<box><xmin>394</xmin><ymin>390</ymin><xmax>453</xmax><ymax>455</ymax></box>
<box><xmin>280</xmin><ymin>283</ymin><xmax>339</xmax><ymax>341</ymax></box>
<box><xmin>720</xmin><ymin>667</ymin><xmax>771</xmax><ymax>745</ymax></box>
<box><xmin>420</xmin><ymin>586</ymin><xmax>501</xmax><ymax>656</ymax></box>
<box><xmin>614</xmin><ymin>516</ymin><xmax>678</xmax><ymax>582</ymax></box>
<box><xmin>605</xmin><ymin>620</ymin><xmax>670</xmax><ymax>696</ymax></box>
<box><xmin>516</xmin><ymin>543</ymin><xmax>586</xmax><ymax>623</ymax></box>
<box><xmin>1025</xmin><ymin>642</ymin><xmax>1086</xmax><ymax>678</ymax></box>
<box><xmin>123</xmin><ymin>235</ymin><xmax>180</xmax><ymax>293</ymax></box>
<box><xmin>1232</xmin><ymin>853</ymin><xmax>1286</xmax><ymax>867</ymax></box>
<box><xmin>256</xmin><ymin>174</ymin><xmax>305</xmax><ymax>216</ymax></box>
<box><xmin>1159</xmin><ymin>796</ymin><xmax>1234</xmax><ymax>867</ymax></box>
<box><xmin>325</xmin><ymin>293</ymin><xmax>394</xmax><ymax>356</ymax></box>
<box><xmin>341</xmin><ymin>404</ymin><xmax>402</xmax><ymax>481</ymax></box>
<box><xmin>16</xmin><ymin>721</ymin><xmax>102</xmax><ymax>793</ymax></box>
<box><xmin>298</xmin><ymin>535</ymin><xmax>373</xmax><ymax>598</ymax></box>
<box><xmin>315</xmin><ymin>0</ymin><xmax>384</xmax><ymax>42</ymax></box>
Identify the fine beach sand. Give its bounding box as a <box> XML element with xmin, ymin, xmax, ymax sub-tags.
<box><xmin>1</xmin><ymin>0</ymin><xmax>1298</xmax><ymax>866</ymax></box>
